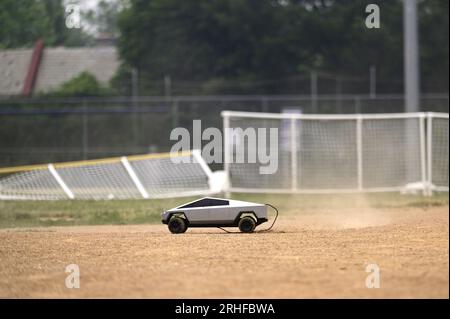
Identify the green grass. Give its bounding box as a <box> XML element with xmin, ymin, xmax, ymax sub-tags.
<box><xmin>0</xmin><ymin>192</ymin><xmax>448</xmax><ymax>229</ymax></box>
<box><xmin>0</xmin><ymin>197</ymin><xmax>196</xmax><ymax>229</ymax></box>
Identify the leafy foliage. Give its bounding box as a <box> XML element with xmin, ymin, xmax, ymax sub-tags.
<box><xmin>0</xmin><ymin>0</ymin><xmax>448</xmax><ymax>94</ymax></box>
<box><xmin>117</xmin><ymin>0</ymin><xmax>448</xmax><ymax>94</ymax></box>
<box><xmin>45</xmin><ymin>72</ymin><xmax>110</xmax><ymax>97</ymax></box>
<box><xmin>0</xmin><ymin>0</ymin><xmax>93</xmax><ymax>48</ymax></box>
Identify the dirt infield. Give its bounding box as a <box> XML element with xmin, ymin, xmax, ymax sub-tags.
<box><xmin>0</xmin><ymin>206</ymin><xmax>448</xmax><ymax>298</ymax></box>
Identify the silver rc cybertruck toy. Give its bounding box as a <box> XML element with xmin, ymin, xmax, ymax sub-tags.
<box><xmin>161</xmin><ymin>197</ymin><xmax>271</xmax><ymax>233</ymax></box>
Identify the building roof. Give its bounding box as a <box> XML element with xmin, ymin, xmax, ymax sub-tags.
<box><xmin>0</xmin><ymin>49</ymin><xmax>33</xmax><ymax>95</ymax></box>
<box><xmin>0</xmin><ymin>46</ymin><xmax>119</xmax><ymax>96</ymax></box>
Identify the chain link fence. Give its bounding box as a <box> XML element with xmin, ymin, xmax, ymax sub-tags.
<box><xmin>0</xmin><ymin>94</ymin><xmax>448</xmax><ymax>168</ymax></box>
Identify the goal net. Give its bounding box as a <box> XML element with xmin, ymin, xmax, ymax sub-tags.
<box><xmin>0</xmin><ymin>150</ymin><xmax>214</xmax><ymax>200</ymax></box>
<box><xmin>428</xmin><ymin>113</ymin><xmax>449</xmax><ymax>193</ymax></box>
<box><xmin>222</xmin><ymin>111</ymin><xmax>448</xmax><ymax>195</ymax></box>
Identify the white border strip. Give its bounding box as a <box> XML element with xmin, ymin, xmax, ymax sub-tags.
<box><xmin>48</xmin><ymin>164</ymin><xmax>74</xmax><ymax>199</ymax></box>
<box><xmin>121</xmin><ymin>156</ymin><xmax>149</xmax><ymax>199</ymax></box>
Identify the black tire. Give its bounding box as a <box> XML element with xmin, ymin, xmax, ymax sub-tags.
<box><xmin>238</xmin><ymin>216</ymin><xmax>256</xmax><ymax>233</ymax></box>
<box><xmin>168</xmin><ymin>216</ymin><xmax>187</xmax><ymax>234</ymax></box>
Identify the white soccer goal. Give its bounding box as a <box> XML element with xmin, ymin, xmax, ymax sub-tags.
<box><xmin>0</xmin><ymin>150</ymin><xmax>215</xmax><ymax>200</ymax></box>
<box><xmin>222</xmin><ymin>111</ymin><xmax>449</xmax><ymax>195</ymax></box>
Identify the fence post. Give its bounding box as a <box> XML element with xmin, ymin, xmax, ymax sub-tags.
<box><xmin>82</xmin><ymin>100</ymin><xmax>88</xmax><ymax>160</ymax></box>
<box><xmin>310</xmin><ymin>71</ymin><xmax>318</xmax><ymax>113</ymax></box>
<box><xmin>261</xmin><ymin>97</ymin><xmax>268</xmax><ymax>112</ymax></box>
<box><xmin>164</xmin><ymin>75</ymin><xmax>172</xmax><ymax>98</ymax></box>
<box><xmin>290</xmin><ymin>117</ymin><xmax>298</xmax><ymax>191</ymax></box>
<box><xmin>356</xmin><ymin>115</ymin><xmax>363</xmax><ymax>191</ymax></box>
<box><xmin>131</xmin><ymin>68</ymin><xmax>140</xmax><ymax>149</ymax></box>
<box><xmin>426</xmin><ymin>113</ymin><xmax>433</xmax><ymax>196</ymax></box>
<box><xmin>370</xmin><ymin>65</ymin><xmax>376</xmax><ymax>99</ymax></box>
<box><xmin>354</xmin><ymin>96</ymin><xmax>361</xmax><ymax>113</ymax></box>
<box><xmin>418</xmin><ymin>114</ymin><xmax>428</xmax><ymax>196</ymax></box>
<box><xmin>335</xmin><ymin>76</ymin><xmax>343</xmax><ymax>112</ymax></box>
<box><xmin>171</xmin><ymin>98</ymin><xmax>179</xmax><ymax>128</ymax></box>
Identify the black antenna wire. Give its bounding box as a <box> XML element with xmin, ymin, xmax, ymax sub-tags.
<box><xmin>260</xmin><ymin>203</ymin><xmax>278</xmax><ymax>232</ymax></box>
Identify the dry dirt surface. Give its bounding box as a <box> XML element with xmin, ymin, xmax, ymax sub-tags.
<box><xmin>0</xmin><ymin>206</ymin><xmax>448</xmax><ymax>298</ymax></box>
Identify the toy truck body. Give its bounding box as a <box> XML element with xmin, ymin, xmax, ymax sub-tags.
<box><xmin>161</xmin><ymin>197</ymin><xmax>268</xmax><ymax>233</ymax></box>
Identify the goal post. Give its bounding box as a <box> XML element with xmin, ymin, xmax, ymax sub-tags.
<box><xmin>222</xmin><ymin>111</ymin><xmax>448</xmax><ymax>195</ymax></box>
<box><xmin>0</xmin><ymin>150</ymin><xmax>215</xmax><ymax>200</ymax></box>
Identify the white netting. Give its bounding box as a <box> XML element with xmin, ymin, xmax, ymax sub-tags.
<box><xmin>56</xmin><ymin>162</ymin><xmax>141</xmax><ymax>199</ymax></box>
<box><xmin>227</xmin><ymin>117</ymin><xmax>361</xmax><ymax>191</ymax></box>
<box><xmin>130</xmin><ymin>156</ymin><xmax>210</xmax><ymax>197</ymax></box>
<box><xmin>226</xmin><ymin>117</ymin><xmax>292</xmax><ymax>190</ymax></box>
<box><xmin>224</xmin><ymin>112</ymin><xmax>441</xmax><ymax>194</ymax></box>
<box><xmin>0</xmin><ymin>168</ymin><xmax>66</xmax><ymax>200</ymax></box>
<box><xmin>361</xmin><ymin>118</ymin><xmax>422</xmax><ymax>188</ymax></box>
<box><xmin>431</xmin><ymin>116</ymin><xmax>449</xmax><ymax>190</ymax></box>
<box><xmin>297</xmin><ymin>119</ymin><xmax>357</xmax><ymax>189</ymax></box>
<box><xmin>0</xmin><ymin>151</ymin><xmax>213</xmax><ymax>200</ymax></box>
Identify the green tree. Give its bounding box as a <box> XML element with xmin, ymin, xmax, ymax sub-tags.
<box><xmin>420</xmin><ymin>0</ymin><xmax>449</xmax><ymax>92</ymax></box>
<box><xmin>0</xmin><ymin>0</ymin><xmax>93</xmax><ymax>48</ymax></box>
<box><xmin>84</xmin><ymin>0</ymin><xmax>127</xmax><ymax>37</ymax></box>
<box><xmin>115</xmin><ymin>0</ymin><xmax>448</xmax><ymax>95</ymax></box>
<box><xmin>0</xmin><ymin>0</ymin><xmax>52</xmax><ymax>48</ymax></box>
<box><xmin>45</xmin><ymin>72</ymin><xmax>110</xmax><ymax>97</ymax></box>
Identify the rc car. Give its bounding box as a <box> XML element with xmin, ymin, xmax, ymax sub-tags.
<box><xmin>161</xmin><ymin>197</ymin><xmax>271</xmax><ymax>233</ymax></box>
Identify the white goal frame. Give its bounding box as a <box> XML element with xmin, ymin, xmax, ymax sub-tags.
<box><xmin>222</xmin><ymin>111</ymin><xmax>449</xmax><ymax>196</ymax></box>
<box><xmin>0</xmin><ymin>149</ymin><xmax>216</xmax><ymax>200</ymax></box>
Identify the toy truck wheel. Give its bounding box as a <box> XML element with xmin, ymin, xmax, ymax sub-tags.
<box><xmin>168</xmin><ymin>216</ymin><xmax>187</xmax><ymax>234</ymax></box>
<box><xmin>238</xmin><ymin>216</ymin><xmax>256</xmax><ymax>233</ymax></box>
